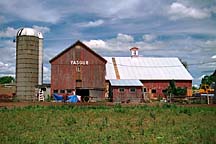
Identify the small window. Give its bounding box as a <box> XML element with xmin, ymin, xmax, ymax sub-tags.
<box><xmin>152</xmin><ymin>89</ymin><xmax>156</xmax><ymax>93</ymax></box>
<box><xmin>53</xmin><ymin>89</ymin><xmax>58</xmax><ymax>93</ymax></box>
<box><xmin>67</xmin><ymin>89</ymin><xmax>72</xmax><ymax>93</ymax></box>
<box><xmin>76</xmin><ymin>79</ymin><xmax>82</xmax><ymax>82</ymax></box>
<box><xmin>119</xmin><ymin>88</ymin><xmax>125</xmax><ymax>92</ymax></box>
<box><xmin>130</xmin><ymin>88</ymin><xmax>136</xmax><ymax>93</ymax></box>
<box><xmin>162</xmin><ymin>89</ymin><xmax>167</xmax><ymax>93</ymax></box>
<box><xmin>41</xmin><ymin>88</ymin><xmax>46</xmax><ymax>91</ymax></box>
<box><xmin>143</xmin><ymin>88</ymin><xmax>147</xmax><ymax>93</ymax></box>
<box><xmin>76</xmin><ymin>66</ymin><xmax>80</xmax><ymax>72</ymax></box>
<box><xmin>60</xmin><ymin>89</ymin><xmax>65</xmax><ymax>93</ymax></box>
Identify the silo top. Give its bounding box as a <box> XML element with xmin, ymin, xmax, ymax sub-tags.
<box><xmin>17</xmin><ymin>28</ymin><xmax>43</xmax><ymax>39</ymax></box>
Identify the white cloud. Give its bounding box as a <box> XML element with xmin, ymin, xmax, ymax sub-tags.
<box><xmin>32</xmin><ymin>25</ymin><xmax>50</xmax><ymax>34</ymax></box>
<box><xmin>43</xmin><ymin>66</ymin><xmax>50</xmax><ymax>83</ymax></box>
<box><xmin>168</xmin><ymin>2</ymin><xmax>210</xmax><ymax>20</ymax></box>
<box><xmin>0</xmin><ymin>60</ymin><xmax>15</xmax><ymax>76</ymax></box>
<box><xmin>205</xmin><ymin>40</ymin><xmax>216</xmax><ymax>46</ymax></box>
<box><xmin>88</xmin><ymin>0</ymin><xmax>144</xmax><ymax>19</ymax></box>
<box><xmin>117</xmin><ymin>33</ymin><xmax>134</xmax><ymax>42</ymax></box>
<box><xmin>43</xmin><ymin>66</ymin><xmax>49</xmax><ymax>73</ymax></box>
<box><xmin>0</xmin><ymin>61</ymin><xmax>8</xmax><ymax>67</ymax></box>
<box><xmin>83</xmin><ymin>33</ymin><xmax>164</xmax><ymax>52</ymax></box>
<box><xmin>81</xmin><ymin>19</ymin><xmax>104</xmax><ymax>27</ymax></box>
<box><xmin>0</xmin><ymin>27</ymin><xmax>18</xmax><ymax>37</ymax></box>
<box><xmin>143</xmin><ymin>34</ymin><xmax>156</xmax><ymax>42</ymax></box>
<box><xmin>84</xmin><ymin>40</ymin><xmax>107</xmax><ymax>49</ymax></box>
<box><xmin>212</xmin><ymin>55</ymin><xmax>216</xmax><ymax>59</ymax></box>
<box><xmin>0</xmin><ymin>26</ymin><xmax>50</xmax><ymax>38</ymax></box>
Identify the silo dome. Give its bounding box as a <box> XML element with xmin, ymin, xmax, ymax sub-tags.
<box><xmin>17</xmin><ymin>27</ymin><xmax>43</xmax><ymax>38</ymax></box>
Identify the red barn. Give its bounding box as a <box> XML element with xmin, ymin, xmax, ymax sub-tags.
<box><xmin>49</xmin><ymin>41</ymin><xmax>107</xmax><ymax>101</ymax></box>
<box><xmin>104</xmin><ymin>47</ymin><xmax>193</xmax><ymax>101</ymax></box>
<box><xmin>50</xmin><ymin>41</ymin><xmax>193</xmax><ymax>102</ymax></box>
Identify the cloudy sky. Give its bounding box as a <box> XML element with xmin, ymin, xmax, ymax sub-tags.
<box><xmin>0</xmin><ymin>0</ymin><xmax>216</xmax><ymax>85</ymax></box>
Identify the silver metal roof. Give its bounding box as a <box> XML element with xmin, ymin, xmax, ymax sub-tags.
<box><xmin>17</xmin><ymin>28</ymin><xmax>43</xmax><ymax>38</ymax></box>
<box><xmin>104</xmin><ymin>57</ymin><xmax>193</xmax><ymax>80</ymax></box>
<box><xmin>109</xmin><ymin>79</ymin><xmax>143</xmax><ymax>86</ymax></box>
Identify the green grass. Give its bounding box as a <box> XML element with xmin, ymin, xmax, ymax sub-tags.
<box><xmin>0</xmin><ymin>104</ymin><xmax>216</xmax><ymax>144</ymax></box>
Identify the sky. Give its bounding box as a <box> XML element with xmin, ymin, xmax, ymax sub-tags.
<box><xmin>0</xmin><ymin>0</ymin><xmax>216</xmax><ymax>85</ymax></box>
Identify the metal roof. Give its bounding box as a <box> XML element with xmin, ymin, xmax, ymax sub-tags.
<box><xmin>109</xmin><ymin>79</ymin><xmax>143</xmax><ymax>86</ymax></box>
<box><xmin>17</xmin><ymin>28</ymin><xmax>43</xmax><ymax>38</ymax></box>
<box><xmin>104</xmin><ymin>57</ymin><xmax>193</xmax><ymax>80</ymax></box>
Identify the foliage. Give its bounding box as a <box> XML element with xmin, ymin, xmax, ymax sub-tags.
<box><xmin>201</xmin><ymin>70</ymin><xmax>216</xmax><ymax>86</ymax></box>
<box><xmin>0</xmin><ymin>76</ymin><xmax>15</xmax><ymax>84</ymax></box>
<box><xmin>0</xmin><ymin>105</ymin><xmax>215</xmax><ymax>144</ymax></box>
<box><xmin>163</xmin><ymin>80</ymin><xmax>187</xmax><ymax>96</ymax></box>
<box><xmin>179</xmin><ymin>59</ymin><xmax>188</xmax><ymax>70</ymax></box>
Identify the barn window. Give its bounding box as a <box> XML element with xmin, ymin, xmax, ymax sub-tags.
<box><xmin>53</xmin><ymin>89</ymin><xmax>58</xmax><ymax>93</ymax></box>
<box><xmin>60</xmin><ymin>89</ymin><xmax>65</xmax><ymax>93</ymax></box>
<box><xmin>143</xmin><ymin>88</ymin><xmax>147</xmax><ymax>93</ymax></box>
<box><xmin>152</xmin><ymin>89</ymin><xmax>156</xmax><ymax>93</ymax></box>
<box><xmin>119</xmin><ymin>88</ymin><xmax>125</xmax><ymax>92</ymax></box>
<box><xmin>130</xmin><ymin>88</ymin><xmax>136</xmax><ymax>93</ymax></box>
<box><xmin>162</xmin><ymin>89</ymin><xmax>167</xmax><ymax>93</ymax></box>
<box><xmin>67</xmin><ymin>89</ymin><xmax>72</xmax><ymax>93</ymax></box>
<box><xmin>76</xmin><ymin>66</ymin><xmax>80</xmax><ymax>72</ymax></box>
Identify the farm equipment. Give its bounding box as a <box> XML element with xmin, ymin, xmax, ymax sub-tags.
<box><xmin>199</xmin><ymin>84</ymin><xmax>214</xmax><ymax>94</ymax></box>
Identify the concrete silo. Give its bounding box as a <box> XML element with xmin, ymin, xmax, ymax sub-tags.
<box><xmin>16</xmin><ymin>28</ymin><xmax>43</xmax><ymax>101</ymax></box>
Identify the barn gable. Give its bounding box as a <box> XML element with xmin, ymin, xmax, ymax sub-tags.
<box><xmin>49</xmin><ymin>40</ymin><xmax>106</xmax><ymax>64</ymax></box>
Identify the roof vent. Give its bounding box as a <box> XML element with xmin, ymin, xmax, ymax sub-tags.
<box><xmin>130</xmin><ymin>47</ymin><xmax>139</xmax><ymax>57</ymax></box>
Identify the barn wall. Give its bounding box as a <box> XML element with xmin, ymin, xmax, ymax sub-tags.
<box><xmin>89</xmin><ymin>89</ymin><xmax>105</xmax><ymax>101</ymax></box>
<box><xmin>50</xmin><ymin>43</ymin><xmax>106</xmax><ymax>99</ymax></box>
<box><xmin>111</xmin><ymin>86</ymin><xmax>142</xmax><ymax>103</ymax></box>
<box><xmin>141</xmin><ymin>80</ymin><xmax>192</xmax><ymax>98</ymax></box>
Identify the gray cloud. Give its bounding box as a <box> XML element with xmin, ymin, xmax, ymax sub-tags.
<box><xmin>168</xmin><ymin>2</ymin><xmax>211</xmax><ymax>20</ymax></box>
<box><xmin>0</xmin><ymin>0</ymin><xmax>61</xmax><ymax>23</ymax></box>
<box><xmin>0</xmin><ymin>27</ymin><xmax>18</xmax><ymax>37</ymax></box>
<box><xmin>79</xmin><ymin>19</ymin><xmax>105</xmax><ymax>27</ymax></box>
<box><xmin>32</xmin><ymin>25</ymin><xmax>50</xmax><ymax>34</ymax></box>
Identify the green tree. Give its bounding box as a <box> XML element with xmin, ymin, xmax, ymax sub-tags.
<box><xmin>201</xmin><ymin>71</ymin><xmax>216</xmax><ymax>86</ymax></box>
<box><xmin>163</xmin><ymin>80</ymin><xmax>187</xmax><ymax>97</ymax></box>
<box><xmin>0</xmin><ymin>76</ymin><xmax>15</xmax><ymax>84</ymax></box>
<box><xmin>179</xmin><ymin>59</ymin><xmax>188</xmax><ymax>70</ymax></box>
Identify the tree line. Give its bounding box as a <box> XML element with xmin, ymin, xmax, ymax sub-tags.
<box><xmin>0</xmin><ymin>76</ymin><xmax>15</xmax><ymax>84</ymax></box>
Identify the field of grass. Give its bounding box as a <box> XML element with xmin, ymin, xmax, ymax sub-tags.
<box><xmin>0</xmin><ymin>104</ymin><xmax>216</xmax><ymax>144</ymax></box>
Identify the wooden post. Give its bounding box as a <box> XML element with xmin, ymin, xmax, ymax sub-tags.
<box><xmin>214</xmin><ymin>82</ymin><xmax>216</xmax><ymax>104</ymax></box>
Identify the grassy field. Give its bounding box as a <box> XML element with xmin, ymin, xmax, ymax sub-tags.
<box><xmin>0</xmin><ymin>104</ymin><xmax>216</xmax><ymax>144</ymax></box>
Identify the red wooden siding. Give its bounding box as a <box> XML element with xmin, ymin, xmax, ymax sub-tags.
<box><xmin>111</xmin><ymin>86</ymin><xmax>143</xmax><ymax>102</ymax></box>
<box><xmin>50</xmin><ymin>41</ymin><xmax>106</xmax><ymax>98</ymax></box>
<box><xmin>141</xmin><ymin>80</ymin><xmax>192</xmax><ymax>98</ymax></box>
